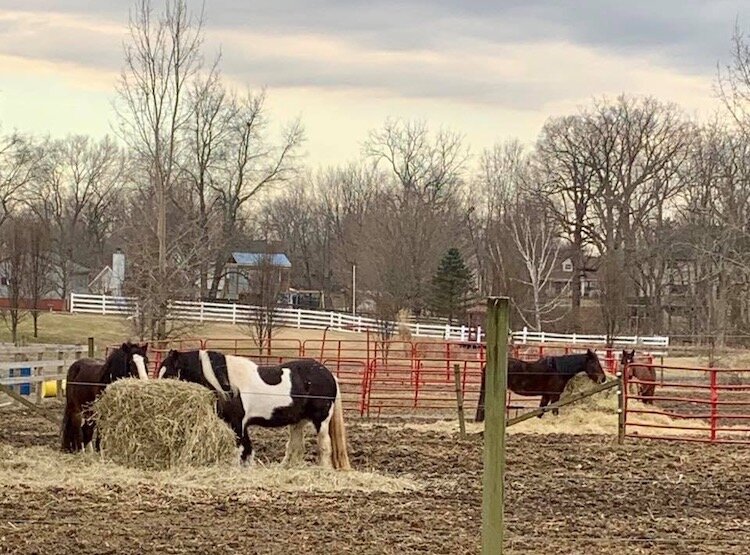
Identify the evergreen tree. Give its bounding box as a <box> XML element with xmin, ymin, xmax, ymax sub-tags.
<box><xmin>430</xmin><ymin>248</ymin><xmax>474</xmax><ymax>323</ymax></box>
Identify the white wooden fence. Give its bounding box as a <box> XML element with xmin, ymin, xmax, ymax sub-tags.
<box><xmin>69</xmin><ymin>293</ymin><xmax>670</xmax><ymax>349</ymax></box>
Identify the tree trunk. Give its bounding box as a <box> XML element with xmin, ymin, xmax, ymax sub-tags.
<box><xmin>570</xmin><ymin>215</ymin><xmax>584</xmax><ymax>332</ymax></box>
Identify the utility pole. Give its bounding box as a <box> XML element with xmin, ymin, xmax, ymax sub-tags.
<box><xmin>352</xmin><ymin>264</ymin><xmax>357</xmax><ymax>315</ymax></box>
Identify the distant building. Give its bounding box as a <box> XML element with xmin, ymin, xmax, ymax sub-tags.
<box><xmin>546</xmin><ymin>249</ymin><xmax>600</xmax><ymax>302</ymax></box>
<box><xmin>89</xmin><ymin>249</ymin><xmax>126</xmax><ymax>296</ymax></box>
<box><xmin>221</xmin><ymin>251</ymin><xmax>292</xmax><ymax>303</ymax></box>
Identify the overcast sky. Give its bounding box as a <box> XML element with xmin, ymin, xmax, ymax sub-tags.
<box><xmin>0</xmin><ymin>1</ymin><xmax>748</xmax><ymax>166</ymax></box>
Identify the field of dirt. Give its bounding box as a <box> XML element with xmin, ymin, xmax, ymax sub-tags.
<box><xmin>2</xmin><ymin>401</ymin><xmax>750</xmax><ymax>554</ymax></box>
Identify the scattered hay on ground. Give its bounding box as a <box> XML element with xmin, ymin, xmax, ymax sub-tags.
<box><xmin>0</xmin><ymin>444</ymin><xmax>420</xmax><ymax>497</ymax></box>
<box><xmin>93</xmin><ymin>379</ymin><xmax>238</xmax><ymax>470</ymax></box>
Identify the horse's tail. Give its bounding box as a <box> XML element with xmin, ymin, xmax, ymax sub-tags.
<box><xmin>329</xmin><ymin>378</ymin><xmax>351</xmax><ymax>470</ymax></box>
<box><xmin>60</xmin><ymin>403</ymin><xmax>81</xmax><ymax>452</ymax></box>
<box><xmin>60</xmin><ymin>360</ymin><xmax>86</xmax><ymax>452</ymax></box>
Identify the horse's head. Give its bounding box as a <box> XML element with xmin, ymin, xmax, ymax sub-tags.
<box><xmin>106</xmin><ymin>342</ymin><xmax>150</xmax><ymax>382</ymax></box>
<box><xmin>158</xmin><ymin>349</ymin><xmax>183</xmax><ymax>380</ymax></box>
<box><xmin>584</xmin><ymin>349</ymin><xmax>607</xmax><ymax>384</ymax></box>
<box><xmin>619</xmin><ymin>349</ymin><xmax>635</xmax><ymax>377</ymax></box>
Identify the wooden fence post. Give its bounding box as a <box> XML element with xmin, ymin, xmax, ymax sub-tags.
<box><xmin>453</xmin><ymin>363</ymin><xmax>466</xmax><ymax>438</ymax></box>
<box><xmin>35</xmin><ymin>351</ymin><xmax>44</xmax><ymax>404</ymax></box>
<box><xmin>482</xmin><ymin>296</ymin><xmax>509</xmax><ymax>555</ymax></box>
<box><xmin>88</xmin><ymin>337</ymin><xmax>95</xmax><ymax>359</ymax></box>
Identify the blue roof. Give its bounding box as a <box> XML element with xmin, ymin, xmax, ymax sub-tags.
<box><xmin>231</xmin><ymin>252</ymin><xmax>291</xmax><ymax>268</ymax></box>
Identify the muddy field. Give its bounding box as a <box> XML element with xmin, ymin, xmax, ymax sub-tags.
<box><xmin>2</xmin><ymin>401</ymin><xmax>750</xmax><ymax>554</ymax></box>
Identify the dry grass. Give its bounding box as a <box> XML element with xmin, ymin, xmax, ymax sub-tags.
<box><xmin>370</xmin><ymin>374</ymin><xmax>723</xmax><ymax>440</ymax></box>
<box><xmin>93</xmin><ymin>379</ymin><xmax>238</xmax><ymax>470</ymax></box>
<box><xmin>0</xmin><ymin>444</ymin><xmax>420</xmax><ymax>498</ymax></box>
<box><xmin>0</xmin><ymin>311</ymin><xmax>367</xmax><ymax>353</ymax></box>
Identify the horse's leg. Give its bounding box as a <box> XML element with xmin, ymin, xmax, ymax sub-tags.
<box><xmin>538</xmin><ymin>395</ymin><xmax>549</xmax><ymax>418</ymax></box>
<box><xmin>314</xmin><ymin>410</ymin><xmax>334</xmax><ymax>469</ymax></box>
<box><xmin>644</xmin><ymin>384</ymin><xmax>655</xmax><ymax>405</ymax></box>
<box><xmin>82</xmin><ymin>422</ymin><xmax>95</xmax><ymax>452</ymax></box>
<box><xmin>281</xmin><ymin>421</ymin><xmax>307</xmax><ymax>467</ymax></box>
<box><xmin>550</xmin><ymin>394</ymin><xmax>561</xmax><ymax>416</ymax></box>
<box><xmin>239</xmin><ymin>426</ymin><xmax>254</xmax><ymax>466</ymax></box>
<box><xmin>73</xmin><ymin>411</ymin><xmax>84</xmax><ymax>452</ymax></box>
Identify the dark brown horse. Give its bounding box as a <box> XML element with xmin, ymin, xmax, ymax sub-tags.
<box><xmin>475</xmin><ymin>349</ymin><xmax>607</xmax><ymax>422</ymax></box>
<box><xmin>620</xmin><ymin>349</ymin><xmax>656</xmax><ymax>405</ymax></box>
<box><xmin>61</xmin><ymin>342</ymin><xmax>150</xmax><ymax>452</ymax></box>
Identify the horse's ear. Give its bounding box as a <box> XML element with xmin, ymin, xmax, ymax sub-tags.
<box><xmin>141</xmin><ymin>343</ymin><xmax>149</xmax><ymax>352</ymax></box>
<box><xmin>587</xmin><ymin>349</ymin><xmax>595</xmax><ymax>358</ymax></box>
<box><xmin>121</xmin><ymin>342</ymin><xmax>131</xmax><ymax>353</ymax></box>
<box><xmin>630</xmin><ymin>350</ymin><xmax>635</xmax><ymax>357</ymax></box>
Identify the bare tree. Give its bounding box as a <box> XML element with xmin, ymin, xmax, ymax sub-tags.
<box><xmin>115</xmin><ymin>0</ymin><xmax>205</xmax><ymax>338</ymax></box>
<box><xmin>717</xmin><ymin>24</ymin><xmax>750</xmax><ymax>137</ymax></box>
<box><xmin>29</xmin><ymin>135</ymin><xmax>123</xmax><ymax>298</ymax></box>
<box><xmin>0</xmin><ymin>131</ymin><xmax>38</xmax><ymax>229</ymax></box>
<box><xmin>509</xmin><ymin>196</ymin><xmax>568</xmax><ymax>330</ymax></box>
<box><xmin>26</xmin><ymin>218</ymin><xmax>52</xmax><ymax>338</ymax></box>
<box><xmin>0</xmin><ymin>217</ymin><xmax>29</xmax><ymax>344</ymax></box>
<box><xmin>469</xmin><ymin>140</ymin><xmax>528</xmax><ymax>303</ymax></box>
<box><xmin>205</xmin><ymin>91</ymin><xmax>304</xmax><ymax>298</ymax></box>
<box><xmin>535</xmin><ymin>117</ymin><xmax>597</xmax><ymax>330</ymax></box>
<box><xmin>363</xmin><ymin>119</ymin><xmax>467</xmax><ymax>315</ymax></box>
<box><xmin>244</xmin><ymin>254</ymin><xmax>285</xmax><ymax>355</ymax></box>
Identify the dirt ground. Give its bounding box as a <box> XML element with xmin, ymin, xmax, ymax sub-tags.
<box><xmin>2</xmin><ymin>402</ymin><xmax>750</xmax><ymax>554</ymax></box>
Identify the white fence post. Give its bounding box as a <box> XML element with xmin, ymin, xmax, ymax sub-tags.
<box><xmin>297</xmin><ymin>309</ymin><xmax>302</xmax><ymax>329</ymax></box>
<box><xmin>101</xmin><ymin>295</ymin><xmax>106</xmax><ymax>315</ymax></box>
<box><xmin>232</xmin><ymin>304</ymin><xmax>237</xmax><ymax>325</ymax></box>
<box><xmin>522</xmin><ymin>326</ymin><xmax>528</xmax><ymax>344</ymax></box>
<box><xmin>69</xmin><ymin>293</ymin><xmax>74</xmax><ymax>313</ymax></box>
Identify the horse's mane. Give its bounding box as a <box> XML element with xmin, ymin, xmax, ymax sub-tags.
<box><xmin>102</xmin><ymin>342</ymin><xmax>141</xmax><ymax>382</ymax></box>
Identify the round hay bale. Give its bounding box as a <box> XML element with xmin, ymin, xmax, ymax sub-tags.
<box><xmin>93</xmin><ymin>379</ymin><xmax>238</xmax><ymax>470</ymax></box>
<box><xmin>561</xmin><ymin>374</ymin><xmax>617</xmax><ymax>413</ymax></box>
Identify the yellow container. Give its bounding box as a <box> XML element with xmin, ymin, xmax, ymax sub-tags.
<box><xmin>42</xmin><ymin>380</ymin><xmax>64</xmax><ymax>398</ymax></box>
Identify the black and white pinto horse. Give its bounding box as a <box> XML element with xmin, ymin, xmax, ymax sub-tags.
<box><xmin>158</xmin><ymin>350</ymin><xmax>351</xmax><ymax>470</ymax></box>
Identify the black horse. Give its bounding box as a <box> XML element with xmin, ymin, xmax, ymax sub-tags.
<box><xmin>475</xmin><ymin>349</ymin><xmax>607</xmax><ymax>422</ymax></box>
<box><xmin>61</xmin><ymin>342</ymin><xmax>150</xmax><ymax>452</ymax></box>
<box><xmin>158</xmin><ymin>349</ymin><xmax>350</xmax><ymax>470</ymax></box>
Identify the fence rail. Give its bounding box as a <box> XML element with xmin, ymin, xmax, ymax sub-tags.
<box><xmin>623</xmin><ymin>362</ymin><xmax>750</xmax><ymax>444</ymax></box>
<box><xmin>70</xmin><ymin>293</ymin><xmax>670</xmax><ymax>348</ymax></box>
<box><xmin>0</xmin><ymin>344</ymin><xmax>86</xmax><ymax>403</ymax></box>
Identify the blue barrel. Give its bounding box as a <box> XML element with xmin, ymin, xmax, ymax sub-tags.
<box><xmin>19</xmin><ymin>367</ymin><xmax>31</xmax><ymax>395</ymax></box>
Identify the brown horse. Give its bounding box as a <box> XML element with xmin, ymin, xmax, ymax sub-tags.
<box><xmin>475</xmin><ymin>349</ymin><xmax>607</xmax><ymax>422</ymax></box>
<box><xmin>620</xmin><ymin>349</ymin><xmax>656</xmax><ymax>405</ymax></box>
<box><xmin>61</xmin><ymin>342</ymin><xmax>150</xmax><ymax>452</ymax></box>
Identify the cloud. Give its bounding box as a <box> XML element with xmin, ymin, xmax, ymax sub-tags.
<box><xmin>0</xmin><ymin>0</ymin><xmax>735</xmax><ymax>160</ymax></box>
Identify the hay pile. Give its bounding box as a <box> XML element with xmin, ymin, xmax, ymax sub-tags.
<box><xmin>561</xmin><ymin>374</ymin><xmax>619</xmax><ymax>412</ymax></box>
<box><xmin>0</xmin><ymin>444</ymin><xmax>420</xmax><ymax>497</ymax></box>
<box><xmin>93</xmin><ymin>379</ymin><xmax>237</xmax><ymax>470</ymax></box>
